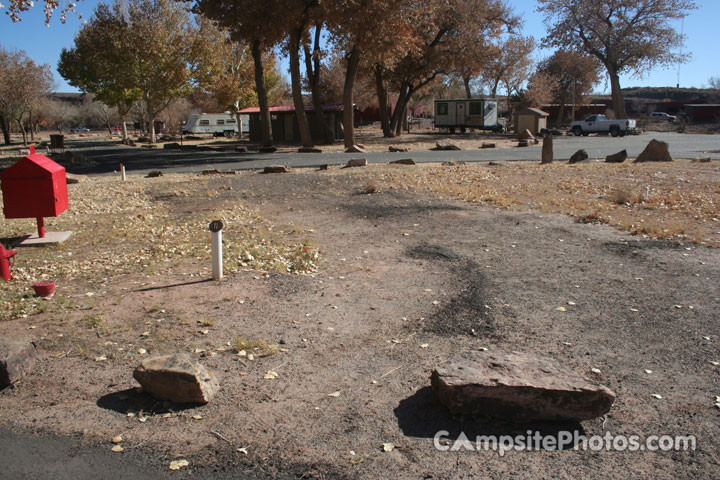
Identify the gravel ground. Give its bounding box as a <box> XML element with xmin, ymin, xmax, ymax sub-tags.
<box><xmin>1</xmin><ymin>169</ymin><xmax>718</xmax><ymax>479</ymax></box>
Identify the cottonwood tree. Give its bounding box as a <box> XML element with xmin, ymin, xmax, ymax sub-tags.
<box><xmin>324</xmin><ymin>0</ymin><xmax>423</xmax><ymax>147</ymax></box>
<box><xmin>60</xmin><ymin>0</ymin><xmax>223</xmax><ymax>143</ymax></box>
<box><xmin>538</xmin><ymin>0</ymin><xmax>696</xmax><ymax>119</ymax></box>
<box><xmin>0</xmin><ymin>47</ymin><xmax>53</xmax><ymax>145</ymax></box>
<box><xmin>188</xmin><ymin>0</ymin><xmax>288</xmax><ymax>148</ymax></box>
<box><xmin>381</xmin><ymin>0</ymin><xmax>517</xmax><ymax>137</ymax></box>
<box><xmin>58</xmin><ymin>2</ymin><xmax>141</xmax><ymax>142</ymax></box>
<box><xmin>532</xmin><ymin>50</ymin><xmax>601</xmax><ymax>125</ymax></box>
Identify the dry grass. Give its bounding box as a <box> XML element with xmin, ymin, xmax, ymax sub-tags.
<box><xmin>345</xmin><ymin>160</ymin><xmax>720</xmax><ymax>247</ymax></box>
<box><xmin>234</xmin><ymin>336</ymin><xmax>280</xmax><ymax>357</ymax></box>
<box><xmin>0</xmin><ymin>173</ymin><xmax>320</xmax><ymax>321</ymax></box>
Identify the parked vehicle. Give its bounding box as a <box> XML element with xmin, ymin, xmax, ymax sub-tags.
<box><xmin>649</xmin><ymin>111</ymin><xmax>677</xmax><ymax>122</ymax></box>
<box><xmin>182</xmin><ymin>113</ymin><xmax>249</xmax><ymax>137</ymax></box>
<box><xmin>434</xmin><ymin>98</ymin><xmax>503</xmax><ymax>133</ymax></box>
<box><xmin>70</xmin><ymin>126</ymin><xmax>90</xmax><ymax>133</ymax></box>
<box><xmin>569</xmin><ymin>115</ymin><xmax>637</xmax><ymax>137</ymax></box>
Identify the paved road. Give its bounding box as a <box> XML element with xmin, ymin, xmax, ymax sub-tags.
<box><xmin>68</xmin><ymin>131</ymin><xmax>720</xmax><ymax>176</ymax></box>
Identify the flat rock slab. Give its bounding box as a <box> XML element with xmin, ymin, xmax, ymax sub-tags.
<box><xmin>0</xmin><ymin>339</ymin><xmax>36</xmax><ymax>388</ymax></box>
<box><xmin>389</xmin><ymin>159</ymin><xmax>415</xmax><ymax>165</ymax></box>
<box><xmin>262</xmin><ymin>165</ymin><xmax>290</xmax><ymax>174</ymax></box>
<box><xmin>434</xmin><ymin>141</ymin><xmax>462</xmax><ymax>151</ymax></box>
<box><xmin>65</xmin><ymin>173</ymin><xmax>89</xmax><ymax>184</ymax></box>
<box><xmin>133</xmin><ymin>354</ymin><xmax>218</xmax><ymax>404</ymax></box>
<box><xmin>345</xmin><ymin>145</ymin><xmax>366</xmax><ymax>153</ymax></box>
<box><xmin>17</xmin><ymin>231</ymin><xmax>73</xmax><ymax>246</ymax></box>
<box><xmin>431</xmin><ymin>350</ymin><xmax>615</xmax><ymax>422</ymax></box>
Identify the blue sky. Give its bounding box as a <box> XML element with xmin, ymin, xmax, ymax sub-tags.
<box><xmin>0</xmin><ymin>0</ymin><xmax>718</xmax><ymax>93</ymax></box>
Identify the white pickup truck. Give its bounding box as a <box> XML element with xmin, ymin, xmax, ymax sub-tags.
<box><xmin>570</xmin><ymin>115</ymin><xmax>637</xmax><ymax>137</ymax></box>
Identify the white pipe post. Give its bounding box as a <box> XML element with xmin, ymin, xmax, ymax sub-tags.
<box><xmin>120</xmin><ymin>163</ymin><xmax>126</xmax><ymax>182</ymax></box>
<box><xmin>211</xmin><ymin>229</ymin><xmax>223</xmax><ymax>280</ymax></box>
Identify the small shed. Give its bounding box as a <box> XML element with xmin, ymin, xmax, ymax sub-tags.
<box><xmin>238</xmin><ymin>104</ymin><xmax>345</xmax><ymax>143</ymax></box>
<box><xmin>515</xmin><ymin>107</ymin><xmax>549</xmax><ymax>135</ymax></box>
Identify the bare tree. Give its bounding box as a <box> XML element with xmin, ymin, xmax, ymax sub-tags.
<box><xmin>538</xmin><ymin>0</ymin><xmax>696</xmax><ymax>119</ymax></box>
<box><xmin>0</xmin><ymin>47</ymin><xmax>53</xmax><ymax>145</ymax></box>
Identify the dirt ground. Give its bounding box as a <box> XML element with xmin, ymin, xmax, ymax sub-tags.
<box><xmin>1</xmin><ymin>164</ymin><xmax>719</xmax><ymax>479</ymax></box>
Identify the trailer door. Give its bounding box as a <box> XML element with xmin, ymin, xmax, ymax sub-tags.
<box><xmin>455</xmin><ymin>102</ymin><xmax>465</xmax><ymax>126</ymax></box>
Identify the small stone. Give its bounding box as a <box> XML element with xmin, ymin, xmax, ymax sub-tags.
<box><xmin>111</xmin><ymin>445</ymin><xmax>124</xmax><ymax>453</ymax></box>
<box><xmin>169</xmin><ymin>459</ymin><xmax>189</xmax><ymax>470</ymax></box>
<box><xmin>651</xmin><ymin>394</ymin><xmax>663</xmax><ymax>399</ymax></box>
<box><xmin>591</xmin><ymin>368</ymin><xmax>601</xmax><ymax>374</ymax></box>
<box><xmin>111</xmin><ymin>435</ymin><xmax>123</xmax><ymax>444</ymax></box>
<box><xmin>382</xmin><ymin>443</ymin><xmax>395</xmax><ymax>452</ymax></box>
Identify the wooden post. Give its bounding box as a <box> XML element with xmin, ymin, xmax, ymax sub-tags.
<box><xmin>36</xmin><ymin>217</ymin><xmax>45</xmax><ymax>238</ymax></box>
<box><xmin>120</xmin><ymin>163</ymin><xmax>126</xmax><ymax>182</ymax></box>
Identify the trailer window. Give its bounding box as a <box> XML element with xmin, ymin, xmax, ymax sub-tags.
<box><xmin>226</xmin><ymin>119</ymin><xmax>236</xmax><ymax>123</ymax></box>
<box><xmin>199</xmin><ymin>120</ymin><xmax>210</xmax><ymax>126</ymax></box>
<box><xmin>217</xmin><ymin>119</ymin><xmax>225</xmax><ymax>125</ymax></box>
<box><xmin>469</xmin><ymin>102</ymin><xmax>483</xmax><ymax>115</ymax></box>
<box><xmin>436</xmin><ymin>103</ymin><xmax>448</xmax><ymax>115</ymax></box>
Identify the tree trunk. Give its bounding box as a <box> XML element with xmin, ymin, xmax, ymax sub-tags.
<box><xmin>17</xmin><ymin>119</ymin><xmax>28</xmax><ymax>146</ymax></box>
<box><xmin>251</xmin><ymin>39</ymin><xmax>273</xmax><ymax>147</ymax></box>
<box><xmin>305</xmin><ymin>25</ymin><xmax>334</xmax><ymax>144</ymax></box>
<box><xmin>374</xmin><ymin>65</ymin><xmax>393</xmax><ymax>138</ymax></box>
<box><xmin>390</xmin><ymin>84</ymin><xmax>409</xmax><ymax>136</ymax></box>
<box><xmin>342</xmin><ymin>45</ymin><xmax>361</xmax><ymax>149</ymax></box>
<box><xmin>0</xmin><ymin>115</ymin><xmax>10</xmax><ymax>145</ymax></box>
<box><xmin>149</xmin><ymin>116</ymin><xmax>157</xmax><ymax>144</ymax></box>
<box><xmin>28</xmin><ymin>112</ymin><xmax>35</xmax><ymax>142</ymax></box>
<box><xmin>463</xmin><ymin>75</ymin><xmax>472</xmax><ymax>99</ymax></box>
<box><xmin>608</xmin><ymin>66</ymin><xmax>627</xmax><ymax>119</ymax></box>
<box><xmin>121</xmin><ymin>116</ymin><xmax>128</xmax><ymax>142</ymax></box>
<box><xmin>289</xmin><ymin>28</ymin><xmax>313</xmax><ymax>148</ymax></box>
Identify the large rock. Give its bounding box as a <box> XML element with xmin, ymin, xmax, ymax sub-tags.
<box><xmin>344</xmin><ymin>158</ymin><xmax>368</xmax><ymax>168</ymax></box>
<box><xmin>133</xmin><ymin>354</ymin><xmax>219</xmax><ymax>404</ymax></box>
<box><xmin>431</xmin><ymin>350</ymin><xmax>615</xmax><ymax>422</ymax></box>
<box><xmin>262</xmin><ymin>165</ymin><xmax>290</xmax><ymax>174</ymax></box>
<box><xmin>434</xmin><ymin>140</ymin><xmax>462</xmax><ymax>151</ymax></box>
<box><xmin>345</xmin><ymin>145</ymin><xmax>366</xmax><ymax>153</ymax></box>
<box><xmin>389</xmin><ymin>159</ymin><xmax>415</xmax><ymax>165</ymax></box>
<box><xmin>569</xmin><ymin>149</ymin><xmax>589</xmax><ymax>164</ymax></box>
<box><xmin>541</xmin><ymin>134</ymin><xmax>553</xmax><ymax>164</ymax></box>
<box><xmin>634</xmin><ymin>139</ymin><xmax>673</xmax><ymax>163</ymax></box>
<box><xmin>0</xmin><ymin>339</ymin><xmax>37</xmax><ymax>388</ymax></box>
<box><xmin>389</xmin><ymin>145</ymin><xmax>409</xmax><ymax>152</ymax></box>
<box><xmin>298</xmin><ymin>147</ymin><xmax>323</xmax><ymax>153</ymax></box>
<box><xmin>605</xmin><ymin>149</ymin><xmax>628</xmax><ymax>163</ymax></box>
<box><xmin>481</xmin><ymin>142</ymin><xmax>496</xmax><ymax>149</ymax></box>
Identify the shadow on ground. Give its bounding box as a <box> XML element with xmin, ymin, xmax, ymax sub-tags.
<box><xmin>394</xmin><ymin>387</ymin><xmax>585</xmax><ymax>450</ymax></box>
<box><xmin>97</xmin><ymin>388</ymin><xmax>201</xmax><ymax>415</ymax></box>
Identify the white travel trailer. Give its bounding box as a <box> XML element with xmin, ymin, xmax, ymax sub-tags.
<box><xmin>182</xmin><ymin>113</ymin><xmax>249</xmax><ymax>137</ymax></box>
<box><xmin>434</xmin><ymin>98</ymin><xmax>502</xmax><ymax>133</ymax></box>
